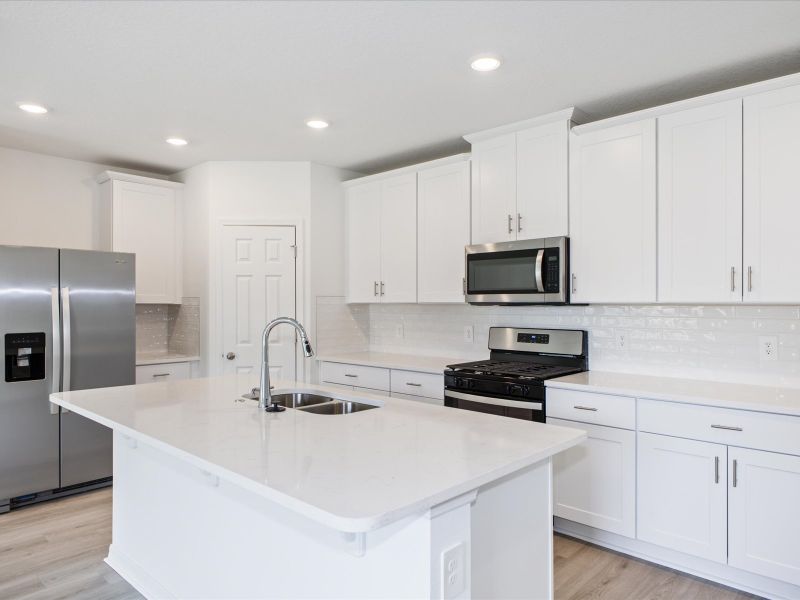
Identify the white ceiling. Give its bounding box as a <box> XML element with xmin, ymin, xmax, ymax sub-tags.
<box><xmin>1</xmin><ymin>1</ymin><xmax>800</xmax><ymax>175</ymax></box>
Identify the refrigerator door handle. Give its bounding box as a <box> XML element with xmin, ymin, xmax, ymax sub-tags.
<box><xmin>61</xmin><ymin>287</ymin><xmax>72</xmax><ymax>396</ymax></box>
<box><xmin>50</xmin><ymin>288</ymin><xmax>62</xmax><ymax>415</ymax></box>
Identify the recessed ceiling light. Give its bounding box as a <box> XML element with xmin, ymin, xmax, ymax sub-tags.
<box><xmin>166</xmin><ymin>137</ymin><xmax>188</xmax><ymax>146</ymax></box>
<box><xmin>306</xmin><ymin>120</ymin><xmax>329</xmax><ymax>129</ymax></box>
<box><xmin>19</xmin><ymin>103</ymin><xmax>48</xmax><ymax>114</ymax></box>
<box><xmin>470</xmin><ymin>56</ymin><xmax>501</xmax><ymax>72</ymax></box>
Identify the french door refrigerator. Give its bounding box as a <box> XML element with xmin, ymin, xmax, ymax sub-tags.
<box><xmin>0</xmin><ymin>246</ymin><xmax>135</xmax><ymax>512</ymax></box>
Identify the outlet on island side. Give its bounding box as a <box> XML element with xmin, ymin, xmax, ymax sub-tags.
<box><xmin>441</xmin><ymin>542</ymin><xmax>466</xmax><ymax>599</ymax></box>
<box><xmin>759</xmin><ymin>335</ymin><xmax>778</xmax><ymax>361</ymax></box>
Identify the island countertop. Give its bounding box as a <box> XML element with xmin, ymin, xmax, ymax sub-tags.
<box><xmin>50</xmin><ymin>374</ymin><xmax>584</xmax><ymax>532</ymax></box>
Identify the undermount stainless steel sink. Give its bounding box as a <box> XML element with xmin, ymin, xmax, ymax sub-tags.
<box><xmin>298</xmin><ymin>400</ymin><xmax>378</xmax><ymax>415</ymax></box>
<box><xmin>269</xmin><ymin>392</ymin><xmax>334</xmax><ymax>408</ymax></box>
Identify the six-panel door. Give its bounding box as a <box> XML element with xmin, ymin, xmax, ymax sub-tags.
<box><xmin>637</xmin><ymin>432</ymin><xmax>728</xmax><ymax>563</ymax></box>
<box><xmin>728</xmin><ymin>447</ymin><xmax>800</xmax><ymax>586</ymax></box>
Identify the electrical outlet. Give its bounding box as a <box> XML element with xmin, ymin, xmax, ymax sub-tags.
<box><xmin>759</xmin><ymin>336</ymin><xmax>778</xmax><ymax>361</ymax></box>
<box><xmin>617</xmin><ymin>332</ymin><xmax>626</xmax><ymax>349</ymax></box>
<box><xmin>441</xmin><ymin>542</ymin><xmax>466</xmax><ymax>599</ymax></box>
<box><xmin>395</xmin><ymin>323</ymin><xmax>404</xmax><ymax>339</ymax></box>
<box><xmin>463</xmin><ymin>325</ymin><xmax>474</xmax><ymax>343</ymax></box>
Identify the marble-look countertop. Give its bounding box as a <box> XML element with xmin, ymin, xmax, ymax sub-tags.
<box><xmin>50</xmin><ymin>374</ymin><xmax>584</xmax><ymax>532</ymax></box>
<box><xmin>316</xmin><ymin>351</ymin><xmax>472</xmax><ymax>374</ymax></box>
<box><xmin>547</xmin><ymin>371</ymin><xmax>800</xmax><ymax>416</ymax></box>
<box><xmin>136</xmin><ymin>352</ymin><xmax>201</xmax><ymax>366</ymax></box>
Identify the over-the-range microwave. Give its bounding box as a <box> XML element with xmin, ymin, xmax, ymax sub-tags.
<box><xmin>465</xmin><ymin>236</ymin><xmax>569</xmax><ymax>305</ymax></box>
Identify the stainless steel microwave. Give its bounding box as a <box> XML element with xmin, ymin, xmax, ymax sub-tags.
<box><xmin>465</xmin><ymin>237</ymin><xmax>569</xmax><ymax>305</ymax></box>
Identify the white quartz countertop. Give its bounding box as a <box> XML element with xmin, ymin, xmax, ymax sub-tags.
<box><xmin>547</xmin><ymin>371</ymin><xmax>800</xmax><ymax>416</ymax></box>
<box><xmin>136</xmin><ymin>352</ymin><xmax>201</xmax><ymax>366</ymax></box>
<box><xmin>50</xmin><ymin>374</ymin><xmax>584</xmax><ymax>532</ymax></box>
<box><xmin>316</xmin><ymin>351</ymin><xmax>469</xmax><ymax>374</ymax></box>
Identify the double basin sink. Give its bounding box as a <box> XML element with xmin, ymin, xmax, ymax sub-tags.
<box><xmin>253</xmin><ymin>391</ymin><xmax>379</xmax><ymax>415</ymax></box>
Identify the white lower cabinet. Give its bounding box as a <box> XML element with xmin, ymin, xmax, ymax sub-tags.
<box><xmin>549</xmin><ymin>418</ymin><xmax>635</xmax><ymax>538</ymax></box>
<box><xmin>637</xmin><ymin>432</ymin><xmax>728</xmax><ymax>563</ymax></box>
<box><xmin>728</xmin><ymin>447</ymin><xmax>800</xmax><ymax>586</ymax></box>
<box><xmin>319</xmin><ymin>360</ymin><xmax>444</xmax><ymax>403</ymax></box>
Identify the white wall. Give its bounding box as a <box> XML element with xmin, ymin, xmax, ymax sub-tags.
<box><xmin>0</xmin><ymin>145</ymin><xmax>166</xmax><ymax>249</ymax></box>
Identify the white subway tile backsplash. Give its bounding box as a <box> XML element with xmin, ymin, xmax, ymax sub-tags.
<box><xmin>135</xmin><ymin>298</ymin><xmax>200</xmax><ymax>357</ymax></box>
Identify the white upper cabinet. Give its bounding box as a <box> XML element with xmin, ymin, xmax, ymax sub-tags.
<box><xmin>469</xmin><ymin>133</ymin><xmax>517</xmax><ymax>244</ymax></box>
<box><xmin>569</xmin><ymin>119</ymin><xmax>657</xmax><ymax>304</ymax></box>
<box><xmin>97</xmin><ymin>172</ymin><xmax>183</xmax><ymax>304</ymax></box>
<box><xmin>466</xmin><ymin>110</ymin><xmax>574</xmax><ymax>244</ymax></box>
<box><xmin>658</xmin><ymin>100</ymin><xmax>743</xmax><ymax>303</ymax></box>
<box><xmin>345</xmin><ymin>181</ymin><xmax>382</xmax><ymax>303</ymax></box>
<box><xmin>379</xmin><ymin>174</ymin><xmax>417</xmax><ymax>303</ymax></box>
<box><xmin>417</xmin><ymin>160</ymin><xmax>471</xmax><ymax>303</ymax></box>
<box><xmin>744</xmin><ymin>83</ymin><xmax>800</xmax><ymax>303</ymax></box>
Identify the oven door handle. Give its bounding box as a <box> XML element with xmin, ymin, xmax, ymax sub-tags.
<box><xmin>534</xmin><ymin>249</ymin><xmax>545</xmax><ymax>292</ymax></box>
<box><xmin>446</xmin><ymin>390</ymin><xmax>543</xmax><ymax>411</ymax></box>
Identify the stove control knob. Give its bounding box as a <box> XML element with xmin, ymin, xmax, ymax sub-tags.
<box><xmin>508</xmin><ymin>384</ymin><xmax>523</xmax><ymax>396</ymax></box>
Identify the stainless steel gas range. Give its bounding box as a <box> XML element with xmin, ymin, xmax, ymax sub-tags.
<box><xmin>444</xmin><ymin>327</ymin><xmax>588</xmax><ymax>422</ymax></box>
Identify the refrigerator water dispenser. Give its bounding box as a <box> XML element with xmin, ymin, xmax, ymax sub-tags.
<box><xmin>5</xmin><ymin>332</ymin><xmax>46</xmax><ymax>382</ymax></box>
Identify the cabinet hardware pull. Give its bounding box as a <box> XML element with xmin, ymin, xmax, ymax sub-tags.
<box><xmin>711</xmin><ymin>424</ymin><xmax>742</xmax><ymax>431</ymax></box>
<box><xmin>374</xmin><ymin>281</ymin><xmax>378</xmax><ymax>296</ymax></box>
<box><xmin>730</xmin><ymin>267</ymin><xmax>735</xmax><ymax>292</ymax></box>
<box><xmin>507</xmin><ymin>214</ymin><xmax>513</xmax><ymax>234</ymax></box>
<box><xmin>517</xmin><ymin>213</ymin><xmax>522</xmax><ymax>232</ymax></box>
<box><xmin>344</xmin><ymin>373</ymin><xmax>358</xmax><ymax>378</ymax></box>
<box><xmin>732</xmin><ymin>459</ymin><xmax>738</xmax><ymax>487</ymax></box>
<box><xmin>573</xmin><ymin>405</ymin><xmax>598</xmax><ymax>411</ymax></box>
<box><xmin>406</xmin><ymin>382</ymin><xmax>422</xmax><ymax>387</ymax></box>
<box><xmin>747</xmin><ymin>266</ymin><xmax>753</xmax><ymax>292</ymax></box>
<box><xmin>380</xmin><ymin>281</ymin><xmax>385</xmax><ymax>296</ymax></box>
<box><xmin>152</xmin><ymin>373</ymin><xmax>170</xmax><ymax>378</ymax></box>
<box><xmin>714</xmin><ymin>456</ymin><xmax>720</xmax><ymax>484</ymax></box>
<box><xmin>572</xmin><ymin>274</ymin><xmax>577</xmax><ymax>294</ymax></box>
<box><xmin>462</xmin><ymin>277</ymin><xmax>466</xmax><ymax>294</ymax></box>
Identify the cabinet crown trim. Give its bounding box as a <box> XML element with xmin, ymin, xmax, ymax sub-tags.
<box><xmin>342</xmin><ymin>153</ymin><xmax>470</xmax><ymax>188</ymax></box>
<box><xmin>96</xmin><ymin>170</ymin><xmax>184</xmax><ymax>189</ymax></box>
<box><xmin>463</xmin><ymin>107</ymin><xmax>584</xmax><ymax>143</ymax></box>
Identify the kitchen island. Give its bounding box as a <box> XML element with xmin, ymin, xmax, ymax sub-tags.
<box><xmin>50</xmin><ymin>374</ymin><xmax>584</xmax><ymax>600</ymax></box>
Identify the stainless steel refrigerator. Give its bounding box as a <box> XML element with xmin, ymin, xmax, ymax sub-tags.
<box><xmin>0</xmin><ymin>246</ymin><xmax>135</xmax><ymax>512</ymax></box>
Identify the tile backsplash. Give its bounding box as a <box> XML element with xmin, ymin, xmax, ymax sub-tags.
<box><xmin>135</xmin><ymin>297</ymin><xmax>200</xmax><ymax>356</ymax></box>
<box><xmin>315</xmin><ymin>302</ymin><xmax>800</xmax><ymax>387</ymax></box>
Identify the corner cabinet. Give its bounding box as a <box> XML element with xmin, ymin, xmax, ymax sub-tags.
<box><xmin>345</xmin><ymin>155</ymin><xmax>471</xmax><ymax>305</ymax></box>
<box><xmin>569</xmin><ymin>119</ymin><xmax>657</xmax><ymax>303</ymax></box>
<box><xmin>97</xmin><ymin>171</ymin><xmax>183</xmax><ymax>304</ymax></box>
<box><xmin>466</xmin><ymin>110</ymin><xmax>575</xmax><ymax>244</ymax></box>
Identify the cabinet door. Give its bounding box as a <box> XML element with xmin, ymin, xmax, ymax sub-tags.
<box><xmin>516</xmin><ymin>121</ymin><xmax>569</xmax><ymax>240</ymax></box>
<box><xmin>470</xmin><ymin>134</ymin><xmax>517</xmax><ymax>244</ymax></box>
<box><xmin>112</xmin><ymin>180</ymin><xmax>181</xmax><ymax>304</ymax></box>
<box><xmin>549</xmin><ymin>418</ymin><xmax>635</xmax><ymax>538</ymax></box>
<box><xmin>569</xmin><ymin>119</ymin><xmax>656</xmax><ymax>303</ymax></box>
<box><xmin>345</xmin><ymin>182</ymin><xmax>381</xmax><ymax>303</ymax></box>
<box><xmin>637</xmin><ymin>432</ymin><xmax>727</xmax><ymax>563</ymax></box>
<box><xmin>417</xmin><ymin>161</ymin><xmax>470</xmax><ymax>303</ymax></box>
<box><xmin>380</xmin><ymin>174</ymin><xmax>417</xmax><ymax>303</ymax></box>
<box><xmin>728</xmin><ymin>447</ymin><xmax>800</xmax><ymax>585</ymax></box>
<box><xmin>744</xmin><ymin>84</ymin><xmax>800</xmax><ymax>303</ymax></box>
<box><xmin>658</xmin><ymin>100</ymin><xmax>743</xmax><ymax>303</ymax></box>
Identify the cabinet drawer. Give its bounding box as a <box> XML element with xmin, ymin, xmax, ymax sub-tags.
<box><xmin>390</xmin><ymin>369</ymin><xmax>444</xmax><ymax>400</ymax></box>
<box><xmin>638</xmin><ymin>398</ymin><xmax>800</xmax><ymax>456</ymax></box>
<box><xmin>391</xmin><ymin>391</ymin><xmax>444</xmax><ymax>406</ymax></box>
<box><xmin>320</xmin><ymin>362</ymin><xmax>390</xmax><ymax>391</ymax></box>
<box><xmin>136</xmin><ymin>362</ymin><xmax>192</xmax><ymax>384</ymax></box>
<box><xmin>547</xmin><ymin>388</ymin><xmax>636</xmax><ymax>429</ymax></box>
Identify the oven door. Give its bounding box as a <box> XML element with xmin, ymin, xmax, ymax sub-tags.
<box><xmin>465</xmin><ymin>237</ymin><xmax>567</xmax><ymax>305</ymax></box>
<box><xmin>444</xmin><ymin>390</ymin><xmax>545</xmax><ymax>422</ymax></box>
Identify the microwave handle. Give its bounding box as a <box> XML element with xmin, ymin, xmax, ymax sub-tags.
<box><xmin>534</xmin><ymin>249</ymin><xmax>545</xmax><ymax>292</ymax></box>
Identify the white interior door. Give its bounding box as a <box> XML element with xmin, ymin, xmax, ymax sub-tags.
<box><xmin>221</xmin><ymin>225</ymin><xmax>297</xmax><ymax>380</ymax></box>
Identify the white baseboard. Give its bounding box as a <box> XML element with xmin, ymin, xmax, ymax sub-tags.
<box><xmin>106</xmin><ymin>544</ymin><xmax>176</xmax><ymax>600</ymax></box>
<box><xmin>555</xmin><ymin>517</ymin><xmax>800</xmax><ymax>600</ymax></box>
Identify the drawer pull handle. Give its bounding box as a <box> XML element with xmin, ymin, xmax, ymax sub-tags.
<box><xmin>152</xmin><ymin>373</ymin><xmax>170</xmax><ymax>378</ymax></box>
<box><xmin>406</xmin><ymin>382</ymin><xmax>422</xmax><ymax>387</ymax></box>
<box><xmin>710</xmin><ymin>424</ymin><xmax>742</xmax><ymax>431</ymax></box>
<box><xmin>344</xmin><ymin>374</ymin><xmax>358</xmax><ymax>378</ymax></box>
<box><xmin>573</xmin><ymin>405</ymin><xmax>598</xmax><ymax>411</ymax></box>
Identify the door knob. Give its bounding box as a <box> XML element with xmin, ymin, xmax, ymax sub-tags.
<box><xmin>226</xmin><ymin>352</ymin><xmax>236</xmax><ymax>360</ymax></box>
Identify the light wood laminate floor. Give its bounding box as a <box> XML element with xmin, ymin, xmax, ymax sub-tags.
<box><xmin>0</xmin><ymin>488</ymin><xmax>760</xmax><ymax>600</ymax></box>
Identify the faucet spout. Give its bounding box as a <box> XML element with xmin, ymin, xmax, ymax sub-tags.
<box><xmin>259</xmin><ymin>317</ymin><xmax>315</xmax><ymax>412</ymax></box>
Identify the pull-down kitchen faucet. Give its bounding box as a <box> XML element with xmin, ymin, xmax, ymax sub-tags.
<box><xmin>259</xmin><ymin>317</ymin><xmax>314</xmax><ymax>412</ymax></box>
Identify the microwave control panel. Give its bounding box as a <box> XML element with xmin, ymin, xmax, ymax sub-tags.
<box><xmin>543</xmin><ymin>248</ymin><xmax>560</xmax><ymax>293</ymax></box>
